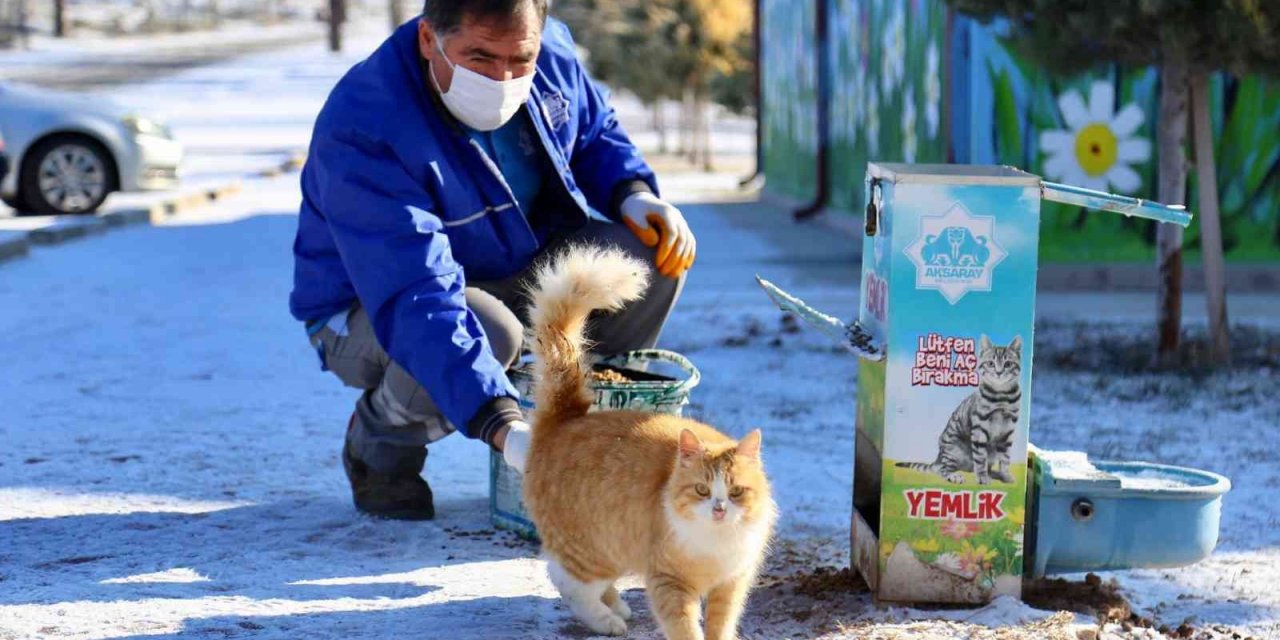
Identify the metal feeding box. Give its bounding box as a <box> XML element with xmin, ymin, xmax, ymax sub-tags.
<box><xmin>759</xmin><ymin>163</ymin><xmax>1210</xmax><ymax>605</ymax></box>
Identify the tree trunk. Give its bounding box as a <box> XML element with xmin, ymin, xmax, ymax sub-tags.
<box><xmin>653</xmin><ymin>102</ymin><xmax>668</xmax><ymax>154</ymax></box>
<box><xmin>389</xmin><ymin>0</ymin><xmax>403</xmax><ymax>30</ymax></box>
<box><xmin>697</xmin><ymin>100</ymin><xmax>706</xmax><ymax>171</ymax></box>
<box><xmin>328</xmin><ymin>0</ymin><xmax>344</xmax><ymax>52</ymax></box>
<box><xmin>699</xmin><ymin>93</ymin><xmax>714</xmax><ymax>172</ymax></box>
<box><xmin>53</xmin><ymin>0</ymin><xmax>65</xmax><ymax>37</ymax></box>
<box><xmin>675</xmin><ymin>100</ymin><xmax>686</xmax><ymax>155</ymax></box>
<box><xmin>681</xmin><ymin>85</ymin><xmax>695</xmax><ymax>160</ymax></box>
<box><xmin>17</xmin><ymin>0</ymin><xmax>29</xmax><ymax>48</ymax></box>
<box><xmin>1191</xmin><ymin>71</ymin><xmax>1231</xmax><ymax>367</ymax></box>
<box><xmin>1154</xmin><ymin>60</ymin><xmax>1189</xmax><ymax>367</ymax></box>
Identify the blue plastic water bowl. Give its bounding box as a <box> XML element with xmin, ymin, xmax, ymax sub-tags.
<box><xmin>1030</xmin><ymin>449</ymin><xmax>1232</xmax><ymax>578</ymax></box>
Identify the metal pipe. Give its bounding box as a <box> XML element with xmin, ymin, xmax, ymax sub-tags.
<box><xmin>794</xmin><ymin>0</ymin><xmax>830</xmax><ymax>221</ymax></box>
<box><xmin>1041</xmin><ymin>181</ymin><xmax>1193</xmax><ymax>227</ymax></box>
<box><xmin>738</xmin><ymin>0</ymin><xmax>764</xmax><ymax>189</ymax></box>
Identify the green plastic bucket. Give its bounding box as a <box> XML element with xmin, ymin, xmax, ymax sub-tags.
<box><xmin>488</xmin><ymin>349</ymin><xmax>701</xmax><ymax>539</ymax></box>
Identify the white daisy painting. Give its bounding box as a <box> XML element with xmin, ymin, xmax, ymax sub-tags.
<box><xmin>1039</xmin><ymin>81</ymin><xmax>1152</xmax><ymax>194</ymax></box>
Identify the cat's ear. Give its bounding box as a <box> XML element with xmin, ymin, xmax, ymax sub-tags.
<box><xmin>736</xmin><ymin>429</ymin><xmax>763</xmax><ymax>460</ymax></box>
<box><xmin>678</xmin><ymin>429</ymin><xmax>704</xmax><ymax>466</ymax></box>
<box><xmin>979</xmin><ymin>334</ymin><xmax>992</xmax><ymax>353</ymax></box>
<box><xmin>1008</xmin><ymin>335</ymin><xmax>1022</xmax><ymax>352</ymax></box>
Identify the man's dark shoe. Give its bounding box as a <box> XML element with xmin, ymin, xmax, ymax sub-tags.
<box><xmin>342</xmin><ymin>435</ymin><xmax>434</xmax><ymax>521</ymax></box>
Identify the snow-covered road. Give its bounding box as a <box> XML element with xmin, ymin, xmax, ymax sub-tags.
<box><xmin>1</xmin><ymin>26</ymin><xmax>1278</xmax><ymax>640</ymax></box>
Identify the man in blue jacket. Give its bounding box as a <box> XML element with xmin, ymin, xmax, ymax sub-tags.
<box><xmin>290</xmin><ymin>0</ymin><xmax>696</xmax><ymax>520</ymax></box>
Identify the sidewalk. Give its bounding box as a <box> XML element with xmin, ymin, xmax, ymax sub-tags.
<box><xmin>0</xmin><ymin>26</ymin><xmax>1271</xmax><ymax>635</ymax></box>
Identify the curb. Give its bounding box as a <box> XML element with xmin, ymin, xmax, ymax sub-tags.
<box><xmin>101</xmin><ymin>208</ymin><xmax>153</xmax><ymax>228</ymax></box>
<box><xmin>28</xmin><ymin>215</ymin><xmax>109</xmax><ymax>246</ymax></box>
<box><xmin>1037</xmin><ymin>263</ymin><xmax>1280</xmax><ymax>293</ymax></box>
<box><xmin>0</xmin><ymin>179</ymin><xmax>244</xmax><ymax>265</ymax></box>
<box><xmin>258</xmin><ymin>151</ymin><xmax>307</xmax><ymax>178</ymax></box>
<box><xmin>152</xmin><ymin>181</ymin><xmax>245</xmax><ymax>222</ymax></box>
<box><xmin>0</xmin><ymin>231</ymin><xmax>30</xmax><ymax>263</ymax></box>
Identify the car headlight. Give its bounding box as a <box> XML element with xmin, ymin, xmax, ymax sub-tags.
<box><xmin>122</xmin><ymin>115</ymin><xmax>173</xmax><ymax>139</ymax></box>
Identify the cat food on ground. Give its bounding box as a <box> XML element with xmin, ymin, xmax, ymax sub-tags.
<box><xmin>1023</xmin><ymin>573</ymin><xmax>1131</xmax><ymax>622</ymax></box>
<box><xmin>791</xmin><ymin>565</ymin><xmax>867</xmax><ymax>600</ymax></box>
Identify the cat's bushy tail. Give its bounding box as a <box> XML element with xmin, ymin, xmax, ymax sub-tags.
<box><xmin>526</xmin><ymin>244</ymin><xmax>650</xmax><ymax>427</ymax></box>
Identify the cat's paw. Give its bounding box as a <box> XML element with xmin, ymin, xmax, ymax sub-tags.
<box><xmin>976</xmin><ymin>475</ymin><xmax>991</xmax><ymax>485</ymax></box>
<box><xmin>608</xmin><ymin>596</ymin><xmax>633</xmax><ymax>621</ymax></box>
<box><xmin>945</xmin><ymin>472</ymin><xmax>965</xmax><ymax>484</ymax></box>
<box><xmin>992</xmin><ymin>471</ymin><xmax>1014</xmax><ymax>483</ymax></box>
<box><xmin>581</xmin><ymin>612</ymin><xmax>628</xmax><ymax>637</ymax></box>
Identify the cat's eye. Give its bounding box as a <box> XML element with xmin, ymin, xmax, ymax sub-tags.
<box><xmin>694</xmin><ymin>483</ymin><xmax>710</xmax><ymax>497</ymax></box>
<box><xmin>729</xmin><ymin>486</ymin><xmax>745</xmax><ymax>499</ymax></box>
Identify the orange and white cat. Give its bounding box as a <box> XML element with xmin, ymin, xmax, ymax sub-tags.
<box><xmin>521</xmin><ymin>245</ymin><xmax>777</xmax><ymax>640</ymax></box>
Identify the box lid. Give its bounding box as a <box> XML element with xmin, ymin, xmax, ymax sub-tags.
<box><xmin>868</xmin><ymin>163</ymin><xmax>1041</xmax><ymax>186</ymax></box>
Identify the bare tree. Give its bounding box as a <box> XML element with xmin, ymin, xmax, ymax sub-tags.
<box><xmin>390</xmin><ymin>0</ymin><xmax>404</xmax><ymax>30</ymax></box>
<box><xmin>652</xmin><ymin>103</ymin><xmax>669</xmax><ymax>154</ymax></box>
<box><xmin>1191</xmin><ymin>72</ymin><xmax>1230</xmax><ymax>366</ymax></box>
<box><xmin>53</xmin><ymin>0</ymin><xmax>65</xmax><ymax>37</ymax></box>
<box><xmin>328</xmin><ymin>0</ymin><xmax>345</xmax><ymax>51</ymax></box>
<box><xmin>16</xmin><ymin>0</ymin><xmax>28</xmax><ymax>48</ymax></box>
<box><xmin>1154</xmin><ymin>60</ymin><xmax>1189</xmax><ymax>367</ymax></box>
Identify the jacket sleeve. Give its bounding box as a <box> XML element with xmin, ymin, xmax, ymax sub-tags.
<box><xmin>308</xmin><ymin>127</ymin><xmax>520</xmax><ymax>440</ymax></box>
<box><xmin>562</xmin><ymin>31</ymin><xmax>659</xmax><ymax>220</ymax></box>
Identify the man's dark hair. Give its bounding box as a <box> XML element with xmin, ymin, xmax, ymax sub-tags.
<box><xmin>422</xmin><ymin>0</ymin><xmax>549</xmax><ymax>36</ymax></box>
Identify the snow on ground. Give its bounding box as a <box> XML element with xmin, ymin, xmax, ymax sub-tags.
<box><xmin>1026</xmin><ymin>325</ymin><xmax>1280</xmax><ymax>638</ymax></box>
<box><xmin>0</xmin><ymin>27</ymin><xmax>1278</xmax><ymax>640</ymax></box>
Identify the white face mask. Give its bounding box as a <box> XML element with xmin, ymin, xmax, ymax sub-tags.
<box><xmin>431</xmin><ymin>37</ymin><xmax>535</xmax><ymax>132</ymax></box>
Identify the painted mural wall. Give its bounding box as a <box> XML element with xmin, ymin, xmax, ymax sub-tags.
<box><xmin>828</xmin><ymin>0</ymin><xmax>949</xmax><ymax>212</ymax></box>
<box><xmin>761</xmin><ymin>0</ymin><xmax>818</xmax><ymax>202</ymax></box>
<box><xmin>763</xmin><ymin>1</ymin><xmax>1280</xmax><ymax>262</ymax></box>
<box><xmin>956</xmin><ymin>17</ymin><xmax>1280</xmax><ymax>262</ymax></box>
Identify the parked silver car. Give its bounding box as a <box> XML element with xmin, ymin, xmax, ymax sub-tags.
<box><xmin>0</xmin><ymin>82</ymin><xmax>183</xmax><ymax>215</ymax></box>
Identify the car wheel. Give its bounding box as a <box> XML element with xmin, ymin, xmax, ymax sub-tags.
<box><xmin>20</xmin><ymin>135</ymin><xmax>117</xmax><ymax>216</ymax></box>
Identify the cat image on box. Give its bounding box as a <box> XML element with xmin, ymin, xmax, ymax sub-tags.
<box><xmin>896</xmin><ymin>335</ymin><xmax>1022</xmax><ymax>485</ymax></box>
<box><xmin>521</xmin><ymin>245</ymin><xmax>777</xmax><ymax>639</ymax></box>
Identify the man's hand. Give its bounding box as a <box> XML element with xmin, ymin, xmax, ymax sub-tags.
<box><xmin>494</xmin><ymin>420</ymin><xmax>532</xmax><ymax>473</ymax></box>
<box><xmin>620</xmin><ymin>192</ymin><xmax>696</xmax><ymax>279</ymax></box>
